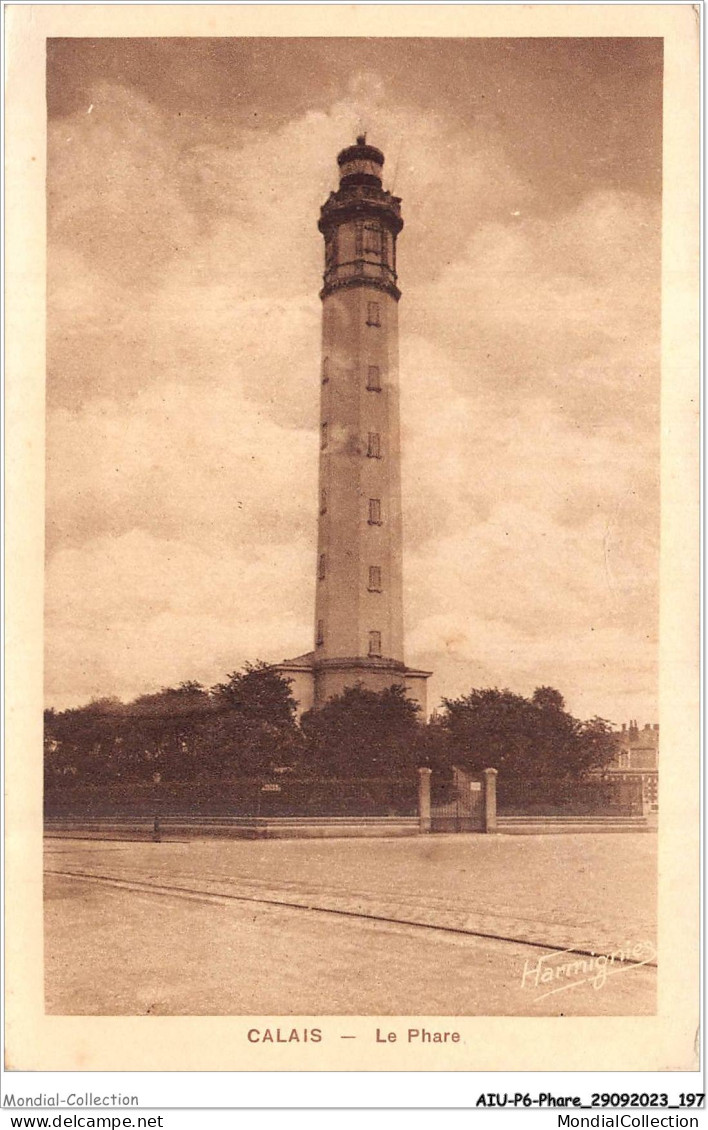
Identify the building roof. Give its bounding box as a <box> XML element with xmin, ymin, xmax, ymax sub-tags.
<box><xmin>274</xmin><ymin>652</ymin><xmax>315</xmax><ymax>670</ymax></box>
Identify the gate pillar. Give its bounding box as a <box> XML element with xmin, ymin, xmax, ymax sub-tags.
<box><xmin>482</xmin><ymin>768</ymin><xmax>498</xmax><ymax>833</ymax></box>
<box><xmin>418</xmin><ymin>767</ymin><xmax>432</xmax><ymax>834</ymax></box>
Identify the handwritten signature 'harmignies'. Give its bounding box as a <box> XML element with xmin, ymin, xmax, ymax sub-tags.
<box><xmin>521</xmin><ymin>940</ymin><xmax>656</xmax><ymax>1001</ymax></box>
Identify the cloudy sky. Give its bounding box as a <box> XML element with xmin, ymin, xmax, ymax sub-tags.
<box><xmin>46</xmin><ymin>37</ymin><xmax>662</xmax><ymax>722</ymax></box>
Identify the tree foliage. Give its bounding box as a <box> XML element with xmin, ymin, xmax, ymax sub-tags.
<box><xmin>301</xmin><ymin>683</ymin><xmax>421</xmax><ymax>776</ymax></box>
<box><xmin>212</xmin><ymin>663</ymin><xmax>298</xmax><ymax>730</ymax></box>
<box><xmin>44</xmin><ymin>663</ymin><xmax>301</xmax><ymax>790</ymax></box>
<box><xmin>439</xmin><ymin>685</ymin><xmax>615</xmax><ymax>780</ymax></box>
<box><xmin>45</xmin><ymin>668</ymin><xmax>617</xmax><ymax>815</ymax></box>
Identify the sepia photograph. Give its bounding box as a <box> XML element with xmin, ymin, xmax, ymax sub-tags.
<box><xmin>4</xmin><ymin>2</ymin><xmax>699</xmax><ymax>1077</ymax></box>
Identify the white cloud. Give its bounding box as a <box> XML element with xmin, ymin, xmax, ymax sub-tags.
<box><xmin>47</xmin><ymin>381</ymin><xmax>317</xmax><ymax>553</ymax></box>
<box><xmin>46</xmin><ymin>530</ymin><xmax>314</xmax><ymax>706</ymax></box>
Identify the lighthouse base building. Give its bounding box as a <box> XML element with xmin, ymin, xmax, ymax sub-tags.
<box><xmin>276</xmin><ymin>136</ymin><xmax>431</xmax><ymax>717</ymax></box>
<box><xmin>274</xmin><ymin>651</ymin><xmax>432</xmax><ymax>717</ymax></box>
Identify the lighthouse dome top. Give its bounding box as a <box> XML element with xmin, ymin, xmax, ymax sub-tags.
<box><xmin>337</xmin><ymin>135</ymin><xmax>385</xmax><ymax>187</ymax></box>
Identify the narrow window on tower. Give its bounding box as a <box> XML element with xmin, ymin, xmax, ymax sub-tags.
<box><xmin>325</xmin><ymin>232</ymin><xmax>337</xmax><ymax>271</ymax></box>
<box><xmin>320</xmin><ymin>488</ymin><xmax>327</xmax><ymax>514</ymax></box>
<box><xmin>364</xmin><ymin>224</ymin><xmax>382</xmax><ymax>257</ymax></box>
<box><xmin>368</xmin><ymin>566</ymin><xmax>382</xmax><ymax>592</ymax></box>
<box><xmin>368</xmin><ymin>631</ymin><xmax>382</xmax><ymax>657</ymax></box>
<box><xmin>316</xmin><ymin>620</ymin><xmax>324</xmax><ymax>646</ymax></box>
<box><xmin>380</xmin><ymin>230</ymin><xmax>390</xmax><ymax>267</ymax></box>
<box><xmin>368</xmin><ymin>498</ymin><xmax>382</xmax><ymax>525</ymax></box>
<box><xmin>355</xmin><ymin>221</ymin><xmax>364</xmax><ymax>258</ymax></box>
<box><xmin>322</xmin><ymin>357</ymin><xmax>330</xmax><ymax>383</ymax></box>
<box><xmin>367</xmin><ymin>365</ymin><xmax>381</xmax><ymax>391</ymax></box>
<box><xmin>367</xmin><ymin>432</ymin><xmax>381</xmax><ymax>459</ymax></box>
<box><xmin>321</xmin><ymin>422</ymin><xmax>328</xmax><ymax>449</ymax></box>
<box><xmin>319</xmin><ymin>554</ymin><xmax>326</xmax><ymax>581</ymax></box>
<box><xmin>366</xmin><ymin>301</ymin><xmax>381</xmax><ymax>327</ymax></box>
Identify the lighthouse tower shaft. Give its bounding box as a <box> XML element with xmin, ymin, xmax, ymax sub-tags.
<box><xmin>311</xmin><ymin>138</ymin><xmax>429</xmax><ymax>710</ymax></box>
<box><xmin>273</xmin><ymin>138</ymin><xmax>430</xmax><ymax>716</ymax></box>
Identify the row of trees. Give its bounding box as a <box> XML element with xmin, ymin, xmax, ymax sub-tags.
<box><xmin>45</xmin><ymin>662</ymin><xmax>617</xmax><ymax>791</ymax></box>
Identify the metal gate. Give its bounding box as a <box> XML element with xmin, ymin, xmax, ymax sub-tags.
<box><xmin>430</xmin><ymin>765</ymin><xmax>484</xmax><ymax>832</ymax></box>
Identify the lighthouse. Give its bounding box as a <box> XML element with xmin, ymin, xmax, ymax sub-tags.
<box><xmin>276</xmin><ymin>137</ymin><xmax>431</xmax><ymax>715</ymax></box>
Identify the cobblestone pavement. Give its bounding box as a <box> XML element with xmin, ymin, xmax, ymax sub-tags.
<box><xmin>46</xmin><ymin>832</ymin><xmax>656</xmax><ymax>960</ymax></box>
<box><xmin>45</xmin><ymin>870</ymin><xmax>656</xmax><ymax>1016</ymax></box>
